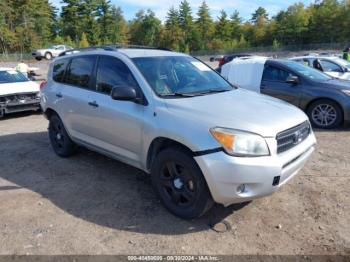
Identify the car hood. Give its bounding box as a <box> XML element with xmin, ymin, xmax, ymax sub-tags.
<box><xmin>0</xmin><ymin>81</ymin><xmax>39</xmax><ymax>96</ymax></box>
<box><xmin>164</xmin><ymin>89</ymin><xmax>309</xmax><ymax>137</ymax></box>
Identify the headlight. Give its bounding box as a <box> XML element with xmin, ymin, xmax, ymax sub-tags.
<box><xmin>210</xmin><ymin>127</ymin><xmax>270</xmax><ymax>157</ymax></box>
<box><xmin>342</xmin><ymin>90</ymin><xmax>350</xmax><ymax>96</ymax></box>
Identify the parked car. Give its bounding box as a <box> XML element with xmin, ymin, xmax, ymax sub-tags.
<box><xmin>209</xmin><ymin>55</ymin><xmax>224</xmax><ymax>62</ymax></box>
<box><xmin>291</xmin><ymin>56</ymin><xmax>350</xmax><ymax>80</ymax></box>
<box><xmin>216</xmin><ymin>54</ymin><xmax>252</xmax><ymax>73</ymax></box>
<box><xmin>41</xmin><ymin>46</ymin><xmax>316</xmax><ymax>219</ymax></box>
<box><xmin>0</xmin><ymin>68</ymin><xmax>40</xmax><ymax>118</ymax></box>
<box><xmin>32</xmin><ymin>45</ymin><xmax>73</xmax><ymax>60</ymax></box>
<box><xmin>222</xmin><ymin>57</ymin><xmax>350</xmax><ymax>129</ymax></box>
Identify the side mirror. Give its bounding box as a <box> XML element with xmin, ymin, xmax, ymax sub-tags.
<box><xmin>111</xmin><ymin>85</ymin><xmax>138</xmax><ymax>102</ymax></box>
<box><xmin>286</xmin><ymin>76</ymin><xmax>299</xmax><ymax>85</ymax></box>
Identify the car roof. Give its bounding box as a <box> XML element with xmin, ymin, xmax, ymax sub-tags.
<box><xmin>0</xmin><ymin>67</ymin><xmax>16</xmax><ymax>71</ymax></box>
<box><xmin>54</xmin><ymin>47</ymin><xmax>188</xmax><ymax>60</ymax></box>
<box><xmin>291</xmin><ymin>56</ymin><xmax>339</xmax><ymax>60</ymax></box>
<box><xmin>118</xmin><ymin>48</ymin><xmax>186</xmax><ymax>58</ymax></box>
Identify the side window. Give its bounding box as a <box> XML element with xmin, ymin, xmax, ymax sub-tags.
<box><xmin>262</xmin><ymin>66</ymin><xmax>292</xmax><ymax>82</ymax></box>
<box><xmin>303</xmin><ymin>59</ymin><xmax>310</xmax><ymax>66</ymax></box>
<box><xmin>64</xmin><ymin>56</ymin><xmax>95</xmax><ymax>89</ymax></box>
<box><xmin>320</xmin><ymin>60</ymin><xmax>343</xmax><ymax>72</ymax></box>
<box><xmin>96</xmin><ymin>56</ymin><xmax>138</xmax><ymax>95</ymax></box>
<box><xmin>52</xmin><ymin>59</ymin><xmax>69</xmax><ymax>82</ymax></box>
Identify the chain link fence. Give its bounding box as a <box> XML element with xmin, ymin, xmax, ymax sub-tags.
<box><xmin>0</xmin><ymin>53</ymin><xmax>33</xmax><ymax>62</ymax></box>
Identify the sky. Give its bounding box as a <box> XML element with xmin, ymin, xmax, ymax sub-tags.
<box><xmin>49</xmin><ymin>0</ymin><xmax>315</xmax><ymax>22</ymax></box>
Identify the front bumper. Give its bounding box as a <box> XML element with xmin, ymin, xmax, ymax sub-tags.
<box><xmin>0</xmin><ymin>98</ymin><xmax>40</xmax><ymax>115</ymax></box>
<box><xmin>195</xmin><ymin>133</ymin><xmax>316</xmax><ymax>206</ymax></box>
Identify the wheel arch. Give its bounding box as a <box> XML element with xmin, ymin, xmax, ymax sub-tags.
<box><xmin>43</xmin><ymin>107</ymin><xmax>58</xmax><ymax>120</ymax></box>
<box><xmin>146</xmin><ymin>137</ymin><xmax>195</xmax><ymax>171</ymax></box>
<box><xmin>45</xmin><ymin>51</ymin><xmax>52</xmax><ymax>58</ymax></box>
<box><xmin>305</xmin><ymin>97</ymin><xmax>344</xmax><ymax>120</ymax></box>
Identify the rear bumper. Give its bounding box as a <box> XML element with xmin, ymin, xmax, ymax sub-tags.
<box><xmin>195</xmin><ymin>133</ymin><xmax>316</xmax><ymax>206</ymax></box>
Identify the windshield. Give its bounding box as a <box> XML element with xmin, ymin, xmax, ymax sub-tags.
<box><xmin>132</xmin><ymin>56</ymin><xmax>233</xmax><ymax>97</ymax></box>
<box><xmin>332</xmin><ymin>58</ymin><xmax>350</xmax><ymax>68</ymax></box>
<box><xmin>283</xmin><ymin>61</ymin><xmax>332</xmax><ymax>81</ymax></box>
<box><xmin>0</xmin><ymin>70</ymin><xmax>29</xmax><ymax>83</ymax></box>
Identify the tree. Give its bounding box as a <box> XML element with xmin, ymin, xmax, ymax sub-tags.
<box><xmin>60</xmin><ymin>0</ymin><xmax>81</xmax><ymax>43</ymax></box>
<box><xmin>163</xmin><ymin>7</ymin><xmax>182</xmax><ymax>50</ymax></box>
<box><xmin>215</xmin><ymin>10</ymin><xmax>231</xmax><ymax>43</ymax></box>
<box><xmin>195</xmin><ymin>1</ymin><xmax>214</xmax><ymax>50</ymax></box>
<box><xmin>251</xmin><ymin>7</ymin><xmax>268</xmax><ymax>24</ymax></box>
<box><xmin>274</xmin><ymin>3</ymin><xmax>310</xmax><ymax>44</ymax></box>
<box><xmin>129</xmin><ymin>10</ymin><xmax>162</xmax><ymax>46</ymax></box>
<box><xmin>178</xmin><ymin>0</ymin><xmax>194</xmax><ymax>51</ymax></box>
<box><xmin>97</xmin><ymin>0</ymin><xmax>114</xmax><ymax>44</ymax></box>
<box><xmin>109</xmin><ymin>6</ymin><xmax>128</xmax><ymax>44</ymax></box>
<box><xmin>230</xmin><ymin>10</ymin><xmax>242</xmax><ymax>40</ymax></box>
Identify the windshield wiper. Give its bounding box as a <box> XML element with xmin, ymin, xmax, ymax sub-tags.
<box><xmin>159</xmin><ymin>92</ymin><xmax>196</xmax><ymax>98</ymax></box>
<box><xmin>194</xmin><ymin>88</ymin><xmax>231</xmax><ymax>95</ymax></box>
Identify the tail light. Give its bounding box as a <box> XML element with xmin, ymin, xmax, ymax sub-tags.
<box><xmin>40</xmin><ymin>81</ymin><xmax>47</xmax><ymax>90</ymax></box>
<box><xmin>218</xmin><ymin>58</ymin><xmax>225</xmax><ymax>66</ymax></box>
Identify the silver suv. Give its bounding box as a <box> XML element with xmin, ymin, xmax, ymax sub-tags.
<box><xmin>41</xmin><ymin>46</ymin><xmax>316</xmax><ymax>219</ymax></box>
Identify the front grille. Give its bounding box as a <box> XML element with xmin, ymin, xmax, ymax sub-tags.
<box><xmin>276</xmin><ymin>121</ymin><xmax>311</xmax><ymax>154</ymax></box>
<box><xmin>0</xmin><ymin>93</ymin><xmax>39</xmax><ymax>104</ymax></box>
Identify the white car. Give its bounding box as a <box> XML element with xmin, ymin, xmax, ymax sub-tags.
<box><xmin>0</xmin><ymin>68</ymin><xmax>40</xmax><ymax>118</ymax></box>
<box><xmin>291</xmin><ymin>56</ymin><xmax>350</xmax><ymax>80</ymax></box>
<box><xmin>32</xmin><ymin>45</ymin><xmax>73</xmax><ymax>60</ymax></box>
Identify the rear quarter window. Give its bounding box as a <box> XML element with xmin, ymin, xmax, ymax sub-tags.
<box><xmin>52</xmin><ymin>59</ymin><xmax>69</xmax><ymax>82</ymax></box>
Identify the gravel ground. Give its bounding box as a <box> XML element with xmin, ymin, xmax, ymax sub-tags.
<box><xmin>0</xmin><ymin>113</ymin><xmax>349</xmax><ymax>255</ymax></box>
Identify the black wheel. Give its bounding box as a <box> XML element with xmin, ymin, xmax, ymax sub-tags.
<box><xmin>45</xmin><ymin>52</ymin><xmax>52</xmax><ymax>60</ymax></box>
<box><xmin>307</xmin><ymin>99</ymin><xmax>343</xmax><ymax>129</ymax></box>
<box><xmin>35</xmin><ymin>57</ymin><xmax>42</xmax><ymax>61</ymax></box>
<box><xmin>48</xmin><ymin>114</ymin><xmax>76</xmax><ymax>157</ymax></box>
<box><xmin>151</xmin><ymin>148</ymin><xmax>214</xmax><ymax>219</ymax></box>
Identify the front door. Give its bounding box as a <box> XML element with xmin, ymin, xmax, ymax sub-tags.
<box><xmin>261</xmin><ymin>65</ymin><xmax>301</xmax><ymax>106</ymax></box>
<box><xmin>85</xmin><ymin>55</ymin><xmax>146</xmax><ymax>165</ymax></box>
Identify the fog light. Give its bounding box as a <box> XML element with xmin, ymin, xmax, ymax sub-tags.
<box><xmin>236</xmin><ymin>184</ymin><xmax>246</xmax><ymax>194</ymax></box>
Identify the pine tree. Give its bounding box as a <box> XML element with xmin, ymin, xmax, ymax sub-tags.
<box><xmin>178</xmin><ymin>0</ymin><xmax>194</xmax><ymax>51</ymax></box>
<box><xmin>164</xmin><ymin>7</ymin><xmax>182</xmax><ymax>51</ymax></box>
<box><xmin>196</xmin><ymin>1</ymin><xmax>214</xmax><ymax>50</ymax></box>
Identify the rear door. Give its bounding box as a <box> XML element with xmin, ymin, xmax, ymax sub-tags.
<box><xmin>83</xmin><ymin>55</ymin><xmax>146</xmax><ymax>165</ymax></box>
<box><xmin>261</xmin><ymin>64</ymin><xmax>301</xmax><ymax>106</ymax></box>
<box><xmin>57</xmin><ymin>55</ymin><xmax>98</xmax><ymax>140</ymax></box>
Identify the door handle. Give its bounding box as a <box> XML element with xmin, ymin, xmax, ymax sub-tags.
<box><xmin>56</xmin><ymin>92</ymin><xmax>63</xmax><ymax>98</ymax></box>
<box><xmin>88</xmin><ymin>101</ymin><xmax>99</xmax><ymax>107</ymax></box>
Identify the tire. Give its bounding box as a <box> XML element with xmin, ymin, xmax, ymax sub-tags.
<box><xmin>45</xmin><ymin>52</ymin><xmax>52</xmax><ymax>60</ymax></box>
<box><xmin>35</xmin><ymin>57</ymin><xmax>42</xmax><ymax>61</ymax></box>
<box><xmin>307</xmin><ymin>99</ymin><xmax>343</xmax><ymax>129</ymax></box>
<box><xmin>48</xmin><ymin>114</ymin><xmax>76</xmax><ymax>157</ymax></box>
<box><xmin>151</xmin><ymin>147</ymin><xmax>214</xmax><ymax>219</ymax></box>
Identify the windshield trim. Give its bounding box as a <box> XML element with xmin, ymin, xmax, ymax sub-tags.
<box><xmin>131</xmin><ymin>55</ymin><xmax>236</xmax><ymax>99</ymax></box>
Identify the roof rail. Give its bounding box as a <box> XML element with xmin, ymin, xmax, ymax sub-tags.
<box><xmin>58</xmin><ymin>44</ymin><xmax>172</xmax><ymax>57</ymax></box>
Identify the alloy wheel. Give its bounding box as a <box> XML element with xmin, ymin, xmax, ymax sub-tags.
<box><xmin>160</xmin><ymin>162</ymin><xmax>197</xmax><ymax>207</ymax></box>
<box><xmin>311</xmin><ymin>103</ymin><xmax>337</xmax><ymax>128</ymax></box>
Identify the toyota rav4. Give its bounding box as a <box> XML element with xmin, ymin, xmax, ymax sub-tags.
<box><xmin>40</xmin><ymin>46</ymin><xmax>316</xmax><ymax>219</ymax></box>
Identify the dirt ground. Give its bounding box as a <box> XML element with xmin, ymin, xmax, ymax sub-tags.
<box><xmin>0</xmin><ymin>112</ymin><xmax>348</xmax><ymax>255</ymax></box>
